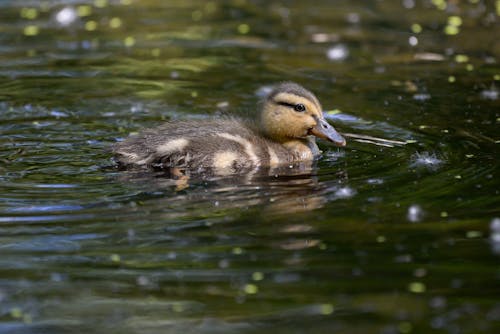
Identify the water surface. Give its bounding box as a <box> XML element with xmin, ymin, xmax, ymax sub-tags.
<box><xmin>1</xmin><ymin>1</ymin><xmax>499</xmax><ymax>333</ymax></box>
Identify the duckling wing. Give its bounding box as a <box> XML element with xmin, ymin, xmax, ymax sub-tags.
<box><xmin>113</xmin><ymin>119</ymin><xmax>267</xmax><ymax>172</ymax></box>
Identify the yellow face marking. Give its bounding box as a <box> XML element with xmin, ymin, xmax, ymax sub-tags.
<box><xmin>262</xmin><ymin>92</ymin><xmax>324</xmax><ymax>141</ymax></box>
<box><xmin>272</xmin><ymin>92</ymin><xmax>323</xmax><ymax>118</ymax></box>
<box><xmin>217</xmin><ymin>133</ymin><xmax>260</xmax><ymax>167</ymax></box>
<box><xmin>213</xmin><ymin>151</ymin><xmax>238</xmax><ymax>174</ymax></box>
<box><xmin>156</xmin><ymin>138</ymin><xmax>189</xmax><ymax>154</ymax></box>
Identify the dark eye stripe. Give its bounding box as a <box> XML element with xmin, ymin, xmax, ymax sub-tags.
<box><xmin>276</xmin><ymin>101</ymin><xmax>296</xmax><ymax>108</ymax></box>
<box><xmin>276</xmin><ymin>101</ymin><xmax>307</xmax><ymax>112</ymax></box>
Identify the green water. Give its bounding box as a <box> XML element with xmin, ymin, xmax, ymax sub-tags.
<box><xmin>1</xmin><ymin>1</ymin><xmax>499</xmax><ymax>333</ymax></box>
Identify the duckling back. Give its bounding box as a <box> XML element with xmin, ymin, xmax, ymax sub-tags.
<box><xmin>113</xmin><ymin>118</ymin><xmax>307</xmax><ymax>174</ymax></box>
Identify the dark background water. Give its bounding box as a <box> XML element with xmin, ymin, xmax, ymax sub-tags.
<box><xmin>0</xmin><ymin>1</ymin><xmax>499</xmax><ymax>333</ymax></box>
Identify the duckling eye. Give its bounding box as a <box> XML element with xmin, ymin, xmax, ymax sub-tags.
<box><xmin>294</xmin><ymin>103</ymin><xmax>306</xmax><ymax>112</ymax></box>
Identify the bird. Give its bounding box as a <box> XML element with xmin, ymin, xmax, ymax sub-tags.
<box><xmin>113</xmin><ymin>82</ymin><xmax>346</xmax><ymax>176</ymax></box>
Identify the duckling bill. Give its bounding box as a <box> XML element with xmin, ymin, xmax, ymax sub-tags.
<box><xmin>113</xmin><ymin>82</ymin><xmax>346</xmax><ymax>174</ymax></box>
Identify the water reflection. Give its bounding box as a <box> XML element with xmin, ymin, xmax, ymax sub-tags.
<box><xmin>114</xmin><ymin>163</ymin><xmax>349</xmax><ymax>217</ymax></box>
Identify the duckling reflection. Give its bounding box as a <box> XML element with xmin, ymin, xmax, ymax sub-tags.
<box><xmin>113</xmin><ymin>82</ymin><xmax>346</xmax><ymax>182</ymax></box>
<box><xmin>114</xmin><ymin>166</ymin><xmax>348</xmax><ymax>217</ymax></box>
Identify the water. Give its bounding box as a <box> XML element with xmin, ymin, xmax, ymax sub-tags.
<box><xmin>1</xmin><ymin>1</ymin><xmax>499</xmax><ymax>333</ymax></box>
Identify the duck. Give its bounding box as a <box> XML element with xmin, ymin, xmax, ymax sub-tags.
<box><xmin>113</xmin><ymin>82</ymin><xmax>346</xmax><ymax>175</ymax></box>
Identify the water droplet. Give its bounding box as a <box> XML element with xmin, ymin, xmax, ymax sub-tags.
<box><xmin>252</xmin><ymin>272</ymin><xmax>264</xmax><ymax>281</ymax></box>
<box><xmin>448</xmin><ymin>16</ymin><xmax>463</xmax><ymax>27</ymax></box>
<box><xmin>444</xmin><ymin>25</ymin><xmax>459</xmax><ymax>35</ymax></box>
<box><xmin>466</xmin><ymin>231</ymin><xmax>482</xmax><ymax>238</ymax></box>
<box><xmin>232</xmin><ymin>247</ymin><xmax>243</xmax><ymax>255</ymax></box>
<box><xmin>407</xmin><ymin>204</ymin><xmax>424</xmax><ymax>222</ymax></box>
<box><xmin>455</xmin><ymin>54</ymin><xmax>469</xmax><ymax>63</ymax></box>
<box><xmin>413</xmin><ymin>93</ymin><xmax>431</xmax><ymax>101</ymax></box>
<box><xmin>334</xmin><ymin>187</ymin><xmax>355</xmax><ymax>199</ymax></box>
<box><xmin>23</xmin><ymin>25</ymin><xmax>39</xmax><ymax>36</ymax></box>
<box><xmin>346</xmin><ymin>12</ymin><xmax>360</xmax><ymax>24</ymax></box>
<box><xmin>218</xmin><ymin>259</ymin><xmax>229</xmax><ymax>268</ymax></box>
<box><xmin>94</xmin><ymin>0</ymin><xmax>108</xmax><ymax>8</ymax></box>
<box><xmin>237</xmin><ymin>23</ymin><xmax>250</xmax><ymax>34</ymax></box>
<box><xmin>489</xmin><ymin>218</ymin><xmax>500</xmax><ymax>255</ymax></box>
<box><xmin>56</xmin><ymin>7</ymin><xmax>77</xmax><ymax>26</ymax></box>
<box><xmin>429</xmin><ymin>296</ymin><xmax>447</xmax><ymax>309</ymax></box>
<box><xmin>10</xmin><ymin>307</ymin><xmax>23</xmax><ymax>319</ymax></box>
<box><xmin>136</xmin><ymin>276</ymin><xmax>150</xmax><ymax>286</ymax></box>
<box><xmin>414</xmin><ymin>268</ymin><xmax>427</xmax><ymax>277</ymax></box>
<box><xmin>320</xmin><ymin>303</ymin><xmax>335</xmax><ymax>315</ymax></box>
<box><xmin>326</xmin><ymin>44</ymin><xmax>349</xmax><ymax>61</ymax></box>
<box><xmin>491</xmin><ymin>218</ymin><xmax>500</xmax><ymax>232</ymax></box>
<box><xmin>124</xmin><ymin>36</ymin><xmax>135</xmax><ymax>47</ymax></box>
<box><xmin>432</xmin><ymin>0</ymin><xmax>447</xmax><ymax>10</ymax></box>
<box><xmin>21</xmin><ymin>7</ymin><xmax>38</xmax><ymax>20</ymax></box>
<box><xmin>410</xmin><ymin>152</ymin><xmax>444</xmax><ymax>171</ymax></box>
<box><xmin>480</xmin><ymin>88</ymin><xmax>498</xmax><ymax>100</ymax></box>
<box><xmin>110</xmin><ymin>254</ymin><xmax>121</xmax><ymax>262</ymax></box>
<box><xmin>403</xmin><ymin>0</ymin><xmax>416</xmax><ymax>9</ymax></box>
<box><xmin>243</xmin><ymin>284</ymin><xmax>258</xmax><ymax>294</ymax></box>
<box><xmin>109</xmin><ymin>17</ymin><xmax>122</xmax><ymax>29</ymax></box>
<box><xmin>85</xmin><ymin>21</ymin><xmax>98</xmax><ymax>31</ymax></box>
<box><xmin>367</xmin><ymin>178</ymin><xmax>384</xmax><ymax>185</ymax></box>
<box><xmin>411</xmin><ymin>23</ymin><xmax>422</xmax><ymax>33</ymax></box>
<box><xmin>77</xmin><ymin>5</ymin><xmax>92</xmax><ymax>17</ymax></box>
<box><xmin>408</xmin><ymin>281</ymin><xmax>426</xmax><ymax>293</ymax></box>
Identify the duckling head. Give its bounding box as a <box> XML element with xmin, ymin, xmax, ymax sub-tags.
<box><xmin>260</xmin><ymin>82</ymin><xmax>346</xmax><ymax>146</ymax></box>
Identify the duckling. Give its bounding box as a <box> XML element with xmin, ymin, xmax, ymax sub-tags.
<box><xmin>113</xmin><ymin>82</ymin><xmax>346</xmax><ymax>175</ymax></box>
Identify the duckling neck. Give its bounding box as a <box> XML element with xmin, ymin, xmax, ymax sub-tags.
<box><xmin>282</xmin><ymin>137</ymin><xmax>320</xmax><ymax>161</ymax></box>
<box><xmin>257</xmin><ymin>117</ymin><xmax>320</xmax><ymax>161</ymax></box>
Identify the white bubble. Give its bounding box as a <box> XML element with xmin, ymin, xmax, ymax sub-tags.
<box><xmin>403</xmin><ymin>0</ymin><xmax>416</xmax><ymax>9</ymax></box>
<box><xmin>311</xmin><ymin>33</ymin><xmax>332</xmax><ymax>43</ymax></box>
<box><xmin>334</xmin><ymin>187</ymin><xmax>356</xmax><ymax>199</ymax></box>
<box><xmin>409</xmin><ymin>36</ymin><xmax>418</xmax><ymax>46</ymax></box>
<box><xmin>170</xmin><ymin>71</ymin><xmax>180</xmax><ymax>79</ymax></box>
<box><xmin>410</xmin><ymin>152</ymin><xmax>444</xmax><ymax>171</ymax></box>
<box><xmin>326</xmin><ymin>44</ymin><xmax>349</xmax><ymax>61</ymax></box>
<box><xmin>407</xmin><ymin>204</ymin><xmax>424</xmax><ymax>222</ymax></box>
<box><xmin>490</xmin><ymin>218</ymin><xmax>500</xmax><ymax>255</ymax></box>
<box><xmin>480</xmin><ymin>88</ymin><xmax>498</xmax><ymax>100</ymax></box>
<box><xmin>346</xmin><ymin>13</ymin><xmax>360</xmax><ymax>24</ymax></box>
<box><xmin>491</xmin><ymin>218</ymin><xmax>500</xmax><ymax>232</ymax></box>
<box><xmin>56</xmin><ymin>7</ymin><xmax>77</xmax><ymax>26</ymax></box>
<box><xmin>325</xmin><ymin>150</ymin><xmax>345</xmax><ymax>161</ymax></box>
<box><xmin>367</xmin><ymin>178</ymin><xmax>384</xmax><ymax>185</ymax></box>
<box><xmin>136</xmin><ymin>276</ymin><xmax>150</xmax><ymax>286</ymax></box>
<box><xmin>218</xmin><ymin>259</ymin><xmax>229</xmax><ymax>268</ymax></box>
<box><xmin>413</xmin><ymin>93</ymin><xmax>431</xmax><ymax>101</ymax></box>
